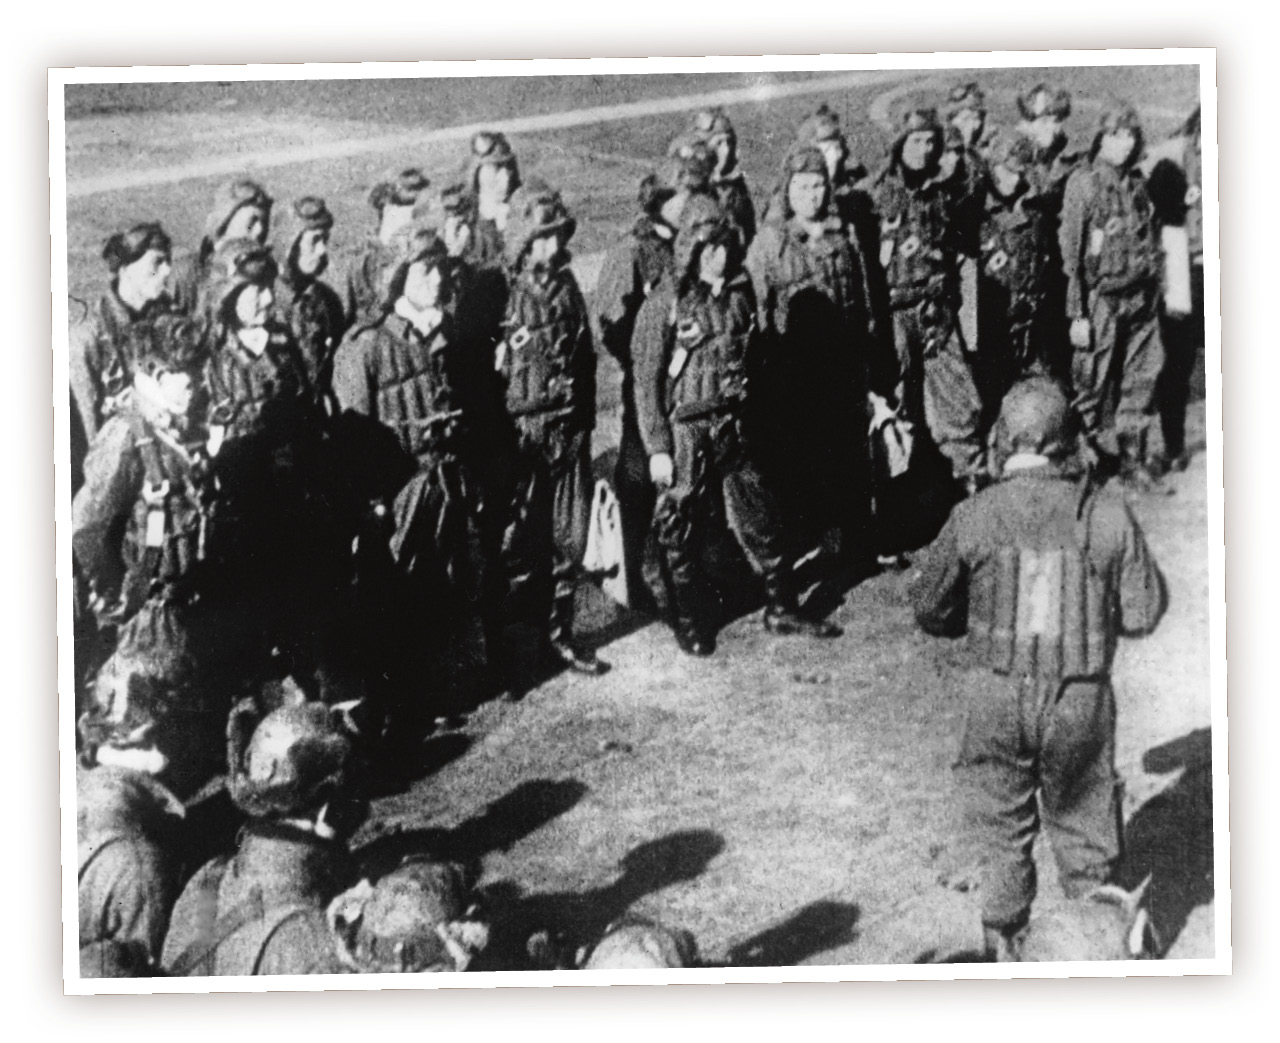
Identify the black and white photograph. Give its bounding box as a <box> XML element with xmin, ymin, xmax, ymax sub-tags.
<box><xmin>50</xmin><ymin>49</ymin><xmax>1225</xmax><ymax>992</ymax></box>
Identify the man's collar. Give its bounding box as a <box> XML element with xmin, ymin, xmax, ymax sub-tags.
<box><xmin>1003</xmin><ymin>452</ymin><xmax>1052</xmax><ymax>474</ymax></box>
<box><xmin>394</xmin><ymin>296</ymin><xmax>445</xmax><ymax>338</ymax></box>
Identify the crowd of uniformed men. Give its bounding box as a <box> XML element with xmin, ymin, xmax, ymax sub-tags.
<box><xmin>70</xmin><ymin>80</ymin><xmax>1203</xmax><ymax>975</ymax></box>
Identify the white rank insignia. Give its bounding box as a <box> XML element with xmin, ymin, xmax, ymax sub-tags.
<box><xmin>987</xmin><ymin>249</ymin><xmax>1009</xmax><ymax>274</ymax></box>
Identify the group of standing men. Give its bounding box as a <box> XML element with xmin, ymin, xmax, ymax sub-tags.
<box><xmin>69</xmin><ymin>76</ymin><xmax>1202</xmax><ymax>975</ymax></box>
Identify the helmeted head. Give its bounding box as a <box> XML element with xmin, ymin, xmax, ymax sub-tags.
<box><xmin>412</xmin><ymin>182</ymin><xmax>475</xmax><ymax>258</ymax></box>
<box><xmin>78</xmin><ymin>601</ymin><xmax>228</xmax><ymax>794</ymax></box>
<box><xmin>1018</xmin><ymin>83</ymin><xmax>1073</xmax><ymax>123</ymax></box>
<box><xmin>328</xmin><ymin>858</ymin><xmax>490</xmax><ymax>973</ymax></box>
<box><xmin>103</xmin><ymin>222</ymin><xmax>173</xmax><ymax>306</ymax></box>
<box><xmin>503</xmin><ymin>178</ymin><xmax>576</xmax><ymax>272</ymax></box>
<box><xmin>780</xmin><ymin>144</ymin><xmax>831</xmax><ymax>222</ymax></box>
<box><xmin>279</xmin><ymin>196</ymin><xmax>335</xmax><ymax>280</ymax></box>
<box><xmin>637</xmin><ymin>170</ymin><xmax>678</xmax><ymax>220</ymax></box>
<box><xmin>945</xmin><ymin>82</ymin><xmax>987</xmax><ymax>148</ymax></box>
<box><xmin>203</xmin><ymin>178</ymin><xmax>273</xmax><ymax>249</ymax></box>
<box><xmin>369</xmin><ymin>168</ymin><xmax>432</xmax><ymax>214</ymax></box>
<box><xmin>131</xmin><ymin>314</ymin><xmax>207</xmax><ymax>381</ymax></box>
<box><xmin>378</xmin><ymin>224</ymin><xmax>452</xmax><ymax>312</ymax></box>
<box><xmin>206</xmin><ymin>237</ymin><xmax>279</xmax><ymax>331</ymax></box>
<box><xmin>369</xmin><ymin>168</ymin><xmax>431</xmax><ymax>243</ymax></box>
<box><xmin>1093</xmin><ymin>100</ymin><xmax>1144</xmax><ymax>167</ymax></box>
<box><xmin>130</xmin><ymin>314</ymin><xmax>207</xmax><ymax>422</ymax></box>
<box><xmin>468</xmin><ymin>131</ymin><xmax>521</xmax><ymax>202</ymax></box>
<box><xmin>796</xmin><ymin>103</ymin><xmax>849</xmax><ymax>184</ymax></box>
<box><xmin>986</xmin><ymin>128</ymin><xmax>1037</xmax><ymax>197</ymax></box>
<box><xmin>226</xmin><ymin>699</ymin><xmax>356</xmax><ymax>820</ymax></box>
<box><xmin>674</xmin><ymin>194</ymin><xmax>736</xmax><ymax>288</ymax></box>
<box><xmin>579</xmin><ymin>917</ymin><xmax>698</xmax><ymax>970</ymax></box>
<box><xmin>1017</xmin><ymin>84</ymin><xmax>1072</xmax><ymax>151</ymax></box>
<box><xmin>993</xmin><ymin>376</ymin><xmax>1077</xmax><ymax>462</ymax></box>
<box><xmin>690</xmin><ymin>107</ymin><xmax>738</xmax><ymax>173</ymax></box>
<box><xmin>894</xmin><ymin>102</ymin><xmax>945</xmax><ymax>174</ymax></box>
<box><xmin>666</xmin><ymin>133</ymin><xmax>716</xmax><ymax>194</ymax></box>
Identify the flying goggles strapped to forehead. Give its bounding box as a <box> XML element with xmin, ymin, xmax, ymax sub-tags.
<box><xmin>796</xmin><ymin>102</ymin><xmax>844</xmax><ymax>145</ymax></box>
<box><xmin>206</xmin><ymin>178</ymin><xmax>274</xmax><ymax>242</ymax></box>
<box><xmin>214</xmin><ymin>240</ymin><xmax>279</xmax><ymax>286</ymax></box>
<box><xmin>1097</xmin><ymin>101</ymin><xmax>1143</xmax><ymax>135</ymax></box>
<box><xmin>370</xmin><ymin>168</ymin><xmax>431</xmax><ymax>211</ymax></box>
<box><xmin>898</xmin><ymin>104</ymin><xmax>944</xmax><ymax>136</ymax></box>
<box><xmin>945</xmin><ymin>82</ymin><xmax>987</xmax><ymax>118</ymax></box>
<box><xmin>783</xmin><ymin>144</ymin><xmax>831</xmax><ymax>179</ymax></box>
<box><xmin>1018</xmin><ymin>84</ymin><xmax>1072</xmax><ymax>122</ymax></box>
<box><xmin>102</xmin><ymin>222</ymin><xmax>173</xmax><ymax>272</ymax></box>
<box><xmin>471</xmin><ymin>130</ymin><xmax>517</xmax><ymax>165</ymax></box>
<box><xmin>290</xmin><ymin>195</ymin><xmax>335</xmax><ymax>232</ymax></box>
<box><xmin>132</xmin><ymin>314</ymin><xmax>208</xmax><ymax>377</ymax></box>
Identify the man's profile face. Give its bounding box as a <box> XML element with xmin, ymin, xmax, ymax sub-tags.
<box><xmin>295</xmin><ymin>228</ymin><xmax>329</xmax><ymax>277</ymax></box>
<box><xmin>121</xmin><ymin>247</ymin><xmax>172</xmax><ymax>304</ymax></box>
<box><xmin>223</xmin><ymin>205</ymin><xmax>269</xmax><ymax>244</ymax></box>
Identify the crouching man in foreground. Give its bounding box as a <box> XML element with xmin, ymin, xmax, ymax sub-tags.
<box><xmin>909</xmin><ymin>377</ymin><xmax>1167</xmax><ymax>960</ymax></box>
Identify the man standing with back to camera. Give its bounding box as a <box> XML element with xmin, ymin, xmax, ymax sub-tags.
<box><xmin>909</xmin><ymin>377</ymin><xmax>1167</xmax><ymax>960</ymax></box>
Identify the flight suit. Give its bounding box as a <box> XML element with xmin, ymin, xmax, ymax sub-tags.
<box><xmin>910</xmin><ymin>461</ymin><xmax>1167</xmax><ymax>931</ymax></box>
<box><xmin>78</xmin><ymin>765</ymin><xmax>185</xmax><ymax>969</ymax></box>
<box><xmin>745</xmin><ymin>215</ymin><xmax>880</xmax><ymax>553</ymax></box>
<box><xmin>162</xmin><ymin>821</ymin><xmax>354</xmax><ymax>976</ymax></box>
<box><xmin>1060</xmin><ymin>158</ymin><xmax>1166</xmax><ymax>463</ymax></box>
<box><xmin>594</xmin><ymin>213</ymin><xmax>676</xmax><ymax>602</ymax></box>
<box><xmin>275</xmin><ymin>268</ymin><xmax>348</xmax><ymax>400</ymax></box>
<box><xmin>342</xmin><ymin>237</ymin><xmax>397</xmax><ymax>332</ymax></box>
<box><xmin>333</xmin><ymin>308</ymin><xmax>502</xmax><ymax>713</ymax></box>
<box><xmin>633</xmin><ymin>273</ymin><xmax>788</xmax><ymax>639</ymax></box>
<box><xmin>1019</xmin><ymin>137</ymin><xmax>1083</xmax><ymax>382</ymax></box>
<box><xmin>204</xmin><ymin>324</ymin><xmax>326</xmax><ymax>675</ymax></box>
<box><xmin>1147</xmin><ymin>126</ymin><xmax>1205</xmax><ymax>464</ymax></box>
<box><xmin>976</xmin><ymin>191</ymin><xmax>1056</xmax><ymax>415</ymax></box>
<box><xmin>874</xmin><ymin>164</ymin><xmax>985</xmax><ymax>485</ymax></box>
<box><xmin>499</xmin><ymin>265</ymin><xmax>597</xmax><ymax>640</ymax></box>
<box><xmin>70</xmin><ymin>289</ymin><xmax>172</xmax><ymax>442</ymax></box>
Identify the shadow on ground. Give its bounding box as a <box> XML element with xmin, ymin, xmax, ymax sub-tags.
<box><xmin>721</xmin><ymin>899</ymin><xmax>861</xmax><ymax>967</ymax></box>
<box><xmin>472</xmin><ymin>827</ymin><xmax>726</xmax><ymax>968</ymax></box>
<box><xmin>1117</xmin><ymin>727</ymin><xmax>1214</xmax><ymax>955</ymax></box>
<box><xmin>354</xmin><ymin>776</ymin><xmax>590</xmax><ymax>880</ymax></box>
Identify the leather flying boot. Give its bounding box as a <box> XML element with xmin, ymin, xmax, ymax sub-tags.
<box><xmin>1117</xmin><ymin>430</ymin><xmax>1173</xmax><ymax>497</ymax></box>
<box><xmin>660</xmin><ymin>544</ymin><xmax>715</xmax><ymax>657</ymax></box>
<box><xmin>762</xmin><ymin>571</ymin><xmax>842</xmax><ymax>639</ymax></box>
<box><xmin>548</xmin><ymin>593</ymin><xmax>607</xmax><ymax>675</ymax></box>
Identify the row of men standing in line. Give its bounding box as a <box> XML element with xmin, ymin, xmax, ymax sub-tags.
<box><xmin>69</xmin><ymin>81</ymin><xmax>1203</xmax><ymax>720</ymax></box>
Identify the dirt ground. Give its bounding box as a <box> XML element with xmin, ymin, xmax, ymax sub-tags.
<box><xmin>60</xmin><ymin>64</ymin><xmax>1215</xmax><ymax>966</ymax></box>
